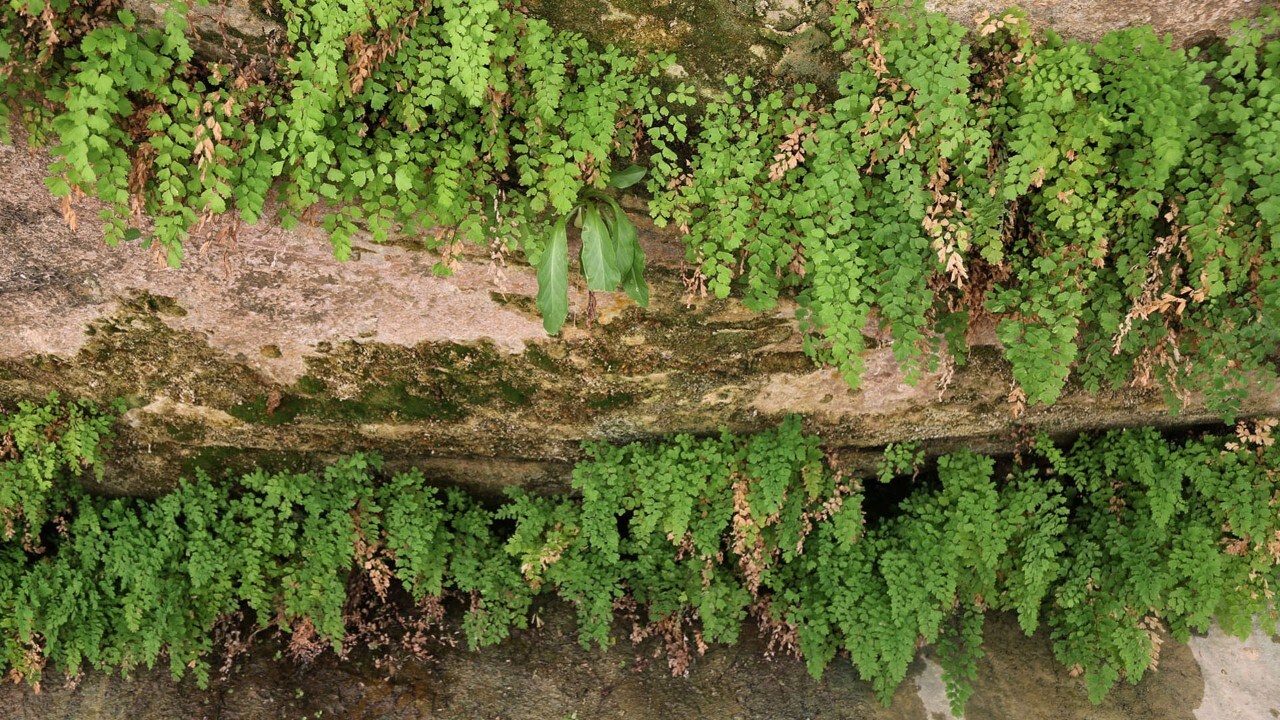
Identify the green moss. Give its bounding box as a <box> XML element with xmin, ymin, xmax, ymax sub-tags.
<box><xmin>758</xmin><ymin>351</ymin><xmax>814</xmax><ymax>374</ymax></box>
<box><xmin>118</xmin><ymin>393</ymin><xmax>149</xmax><ymax>410</ymax></box>
<box><xmin>181</xmin><ymin>446</ymin><xmax>241</xmax><ymax>478</ymax></box>
<box><xmin>161</xmin><ymin>421</ymin><xmax>201</xmax><ymax>444</ymax></box>
<box><xmin>226</xmin><ymin>395</ymin><xmax>304</xmax><ymax>426</ymax></box>
<box><xmin>338</xmin><ymin>382</ymin><xmax>465</xmax><ymax>422</ymax></box>
<box><xmin>295</xmin><ymin>375</ymin><xmax>327</xmax><ymax>394</ymax></box>
<box><xmin>229</xmin><ymin>384</ymin><xmax>467</xmax><ymax>425</ymax></box>
<box><xmin>522</xmin><ymin>346</ymin><xmax>562</xmax><ymax>373</ymax></box>
<box><xmin>489</xmin><ymin>291</ymin><xmax>541</xmax><ymax>316</ymax></box>
<box><xmin>217</xmin><ymin>340</ymin><xmax>555</xmax><ymax>427</ymax></box>
<box><xmin>2</xmin><ymin>293</ymin><xmax>268</xmax><ymax>414</ymax></box>
<box><xmin>587</xmin><ymin>392</ymin><xmax>636</xmax><ymax>411</ymax></box>
<box><xmin>496</xmin><ymin>381</ymin><xmax>535</xmax><ymax>407</ymax></box>
<box><xmin>181</xmin><ymin>445</ymin><xmax>319</xmax><ymax>480</ymax></box>
<box><xmin>524</xmin><ymin>0</ymin><xmax>787</xmax><ymax>89</ymax></box>
<box><xmin>120</xmin><ymin>292</ymin><xmax>188</xmax><ymax>318</ymax></box>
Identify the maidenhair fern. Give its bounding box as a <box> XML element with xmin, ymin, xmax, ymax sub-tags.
<box><xmin>4</xmin><ymin>0</ymin><xmax>1279</xmax><ymax>413</ymax></box>
<box><xmin>653</xmin><ymin>2</ymin><xmax>1280</xmax><ymax>414</ymax></box>
<box><xmin>0</xmin><ymin>392</ymin><xmax>118</xmax><ymax>538</ymax></box>
<box><xmin>4</xmin><ymin>398</ymin><xmax>1280</xmax><ymax>714</ymax></box>
<box><xmin>3</xmin><ymin>0</ymin><xmax>675</xmax><ymax>314</ymax></box>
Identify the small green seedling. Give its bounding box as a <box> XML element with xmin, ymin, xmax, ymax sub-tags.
<box><xmin>535</xmin><ymin>165</ymin><xmax>650</xmax><ymax>334</ymax></box>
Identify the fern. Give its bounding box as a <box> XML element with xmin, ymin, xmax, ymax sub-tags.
<box><xmin>5</xmin><ymin>1</ymin><xmax>1280</xmax><ymax>413</ymax></box>
<box><xmin>2</xmin><ymin>387</ymin><xmax>1280</xmax><ymax>712</ymax></box>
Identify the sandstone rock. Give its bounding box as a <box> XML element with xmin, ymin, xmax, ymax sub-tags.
<box><xmin>125</xmin><ymin>0</ymin><xmax>282</xmax><ymax>67</ymax></box>
<box><xmin>4</xmin><ymin>143</ymin><xmax>1277</xmax><ymax>497</ymax></box>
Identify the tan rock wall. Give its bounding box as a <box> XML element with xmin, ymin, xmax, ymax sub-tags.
<box><xmin>123</xmin><ymin>0</ymin><xmax>1271</xmax><ymax>87</ymax></box>
<box><xmin>4</xmin><ymin>143</ymin><xmax>1277</xmax><ymax>496</ymax></box>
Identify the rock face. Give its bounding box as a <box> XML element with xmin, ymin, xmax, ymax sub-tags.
<box><xmin>5</xmin><ymin>143</ymin><xmax>1278</xmax><ymax>497</ymax></box>
<box><xmin>125</xmin><ymin>0</ymin><xmax>283</xmax><ymax>67</ymax></box>
<box><xmin>4</xmin><ymin>2</ymin><xmax>1277</xmax><ymax>716</ymax></box>
<box><xmin>120</xmin><ymin>0</ymin><xmax>1267</xmax><ymax>91</ymax></box>
<box><xmin>926</xmin><ymin>0</ymin><xmax>1267</xmax><ymax>44</ymax></box>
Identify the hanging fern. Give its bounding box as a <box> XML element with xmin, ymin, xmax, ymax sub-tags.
<box><xmin>4</xmin><ymin>399</ymin><xmax>1280</xmax><ymax>713</ymax></box>
<box><xmin>2</xmin><ymin>0</ymin><xmax>1279</xmax><ymax>410</ymax></box>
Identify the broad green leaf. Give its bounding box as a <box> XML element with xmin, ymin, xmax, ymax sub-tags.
<box><xmin>622</xmin><ymin>239</ymin><xmax>649</xmax><ymax>308</ymax></box>
<box><xmin>607</xmin><ymin>164</ymin><xmax>646</xmax><ymax>189</ymax></box>
<box><xmin>611</xmin><ymin>203</ymin><xmax>637</xmax><ymax>278</ymax></box>
<box><xmin>536</xmin><ymin>217</ymin><xmax>570</xmax><ymax>334</ymax></box>
<box><xmin>580</xmin><ymin>205</ymin><xmax>620</xmax><ymax>291</ymax></box>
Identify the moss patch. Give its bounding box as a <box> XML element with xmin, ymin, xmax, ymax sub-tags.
<box><xmin>525</xmin><ymin>0</ymin><xmax>785</xmax><ymax>87</ymax></box>
<box><xmin>2</xmin><ymin>291</ymin><xmax>267</xmax><ymax>413</ymax></box>
<box><xmin>587</xmin><ymin>391</ymin><xmax>637</xmax><ymax>412</ymax></box>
